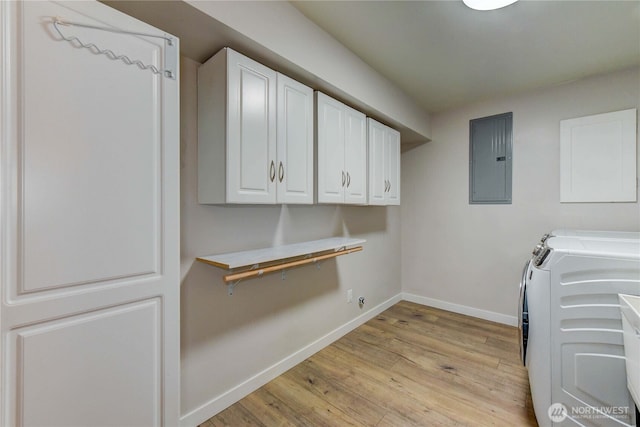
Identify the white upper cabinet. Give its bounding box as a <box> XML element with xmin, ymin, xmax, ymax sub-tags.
<box><xmin>316</xmin><ymin>93</ymin><xmax>345</xmax><ymax>203</ymax></box>
<box><xmin>368</xmin><ymin>118</ymin><xmax>401</xmax><ymax>206</ymax></box>
<box><xmin>344</xmin><ymin>107</ymin><xmax>368</xmax><ymax>204</ymax></box>
<box><xmin>316</xmin><ymin>92</ymin><xmax>367</xmax><ymax>205</ymax></box>
<box><xmin>276</xmin><ymin>73</ymin><xmax>314</xmax><ymax>204</ymax></box>
<box><xmin>386</xmin><ymin>125</ymin><xmax>401</xmax><ymax>205</ymax></box>
<box><xmin>368</xmin><ymin>119</ymin><xmax>386</xmax><ymax>205</ymax></box>
<box><xmin>198</xmin><ymin>47</ymin><xmax>313</xmax><ymax>204</ymax></box>
<box><xmin>198</xmin><ymin>48</ymin><xmax>276</xmax><ymax>204</ymax></box>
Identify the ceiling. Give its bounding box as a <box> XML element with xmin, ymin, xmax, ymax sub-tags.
<box><xmin>291</xmin><ymin>0</ymin><xmax>640</xmax><ymax>113</ymax></box>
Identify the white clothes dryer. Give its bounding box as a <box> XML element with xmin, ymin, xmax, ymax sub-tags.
<box><xmin>522</xmin><ymin>235</ymin><xmax>640</xmax><ymax>427</ymax></box>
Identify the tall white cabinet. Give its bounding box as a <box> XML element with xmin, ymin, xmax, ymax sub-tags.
<box><xmin>316</xmin><ymin>92</ymin><xmax>368</xmax><ymax>205</ymax></box>
<box><xmin>1</xmin><ymin>1</ymin><xmax>180</xmax><ymax>425</ymax></box>
<box><xmin>368</xmin><ymin>118</ymin><xmax>401</xmax><ymax>206</ymax></box>
<box><xmin>198</xmin><ymin>47</ymin><xmax>314</xmax><ymax>204</ymax></box>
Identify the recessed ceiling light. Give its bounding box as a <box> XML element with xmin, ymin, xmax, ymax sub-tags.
<box><xmin>463</xmin><ymin>0</ymin><xmax>519</xmax><ymax>11</ymax></box>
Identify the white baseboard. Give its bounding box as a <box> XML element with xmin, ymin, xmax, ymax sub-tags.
<box><xmin>180</xmin><ymin>293</ymin><xmax>403</xmax><ymax>427</ymax></box>
<box><xmin>401</xmin><ymin>292</ymin><xmax>518</xmax><ymax>326</ymax></box>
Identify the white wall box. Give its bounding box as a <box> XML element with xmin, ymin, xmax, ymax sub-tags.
<box><xmin>368</xmin><ymin>118</ymin><xmax>401</xmax><ymax>206</ymax></box>
<box><xmin>560</xmin><ymin>108</ymin><xmax>637</xmax><ymax>203</ymax></box>
<box><xmin>198</xmin><ymin>47</ymin><xmax>314</xmax><ymax>204</ymax></box>
<box><xmin>1</xmin><ymin>1</ymin><xmax>180</xmax><ymax>425</ymax></box>
<box><xmin>316</xmin><ymin>92</ymin><xmax>368</xmax><ymax>205</ymax></box>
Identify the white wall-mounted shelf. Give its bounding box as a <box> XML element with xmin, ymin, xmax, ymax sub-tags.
<box><xmin>196</xmin><ymin>237</ymin><xmax>365</xmax><ymax>293</ymax></box>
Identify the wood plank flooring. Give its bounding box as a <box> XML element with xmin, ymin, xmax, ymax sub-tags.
<box><xmin>200</xmin><ymin>301</ymin><xmax>538</xmax><ymax>426</ymax></box>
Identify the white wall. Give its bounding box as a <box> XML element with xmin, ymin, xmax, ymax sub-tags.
<box><xmin>179</xmin><ymin>57</ymin><xmax>402</xmax><ymax>425</ymax></box>
<box><xmin>401</xmin><ymin>67</ymin><xmax>640</xmax><ymax>323</ymax></box>
<box><xmin>102</xmin><ymin>1</ymin><xmax>431</xmax><ymax>143</ymax></box>
<box><xmin>184</xmin><ymin>0</ymin><xmax>430</xmax><ymax>145</ymax></box>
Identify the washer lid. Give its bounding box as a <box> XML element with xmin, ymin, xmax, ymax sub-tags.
<box><xmin>551</xmin><ymin>229</ymin><xmax>640</xmax><ymax>241</ymax></box>
<box><xmin>546</xmin><ymin>236</ymin><xmax>640</xmax><ymax>259</ymax></box>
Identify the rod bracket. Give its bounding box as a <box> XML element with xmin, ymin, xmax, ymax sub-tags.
<box><xmin>228</xmin><ymin>280</ymin><xmax>241</xmax><ymax>295</ymax></box>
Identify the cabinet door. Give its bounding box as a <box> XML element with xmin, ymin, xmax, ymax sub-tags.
<box><xmin>1</xmin><ymin>1</ymin><xmax>179</xmax><ymax>425</ymax></box>
<box><xmin>276</xmin><ymin>73</ymin><xmax>313</xmax><ymax>204</ymax></box>
<box><xmin>316</xmin><ymin>93</ymin><xmax>345</xmax><ymax>203</ymax></box>
<box><xmin>227</xmin><ymin>49</ymin><xmax>277</xmax><ymax>203</ymax></box>
<box><xmin>367</xmin><ymin>119</ymin><xmax>387</xmax><ymax>206</ymax></box>
<box><xmin>386</xmin><ymin>127</ymin><xmax>401</xmax><ymax>205</ymax></box>
<box><xmin>344</xmin><ymin>106</ymin><xmax>368</xmax><ymax>205</ymax></box>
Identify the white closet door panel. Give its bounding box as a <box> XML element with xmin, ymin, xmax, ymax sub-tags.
<box><xmin>20</xmin><ymin>1</ymin><xmax>162</xmax><ymax>293</ymax></box>
<box><xmin>317</xmin><ymin>93</ymin><xmax>345</xmax><ymax>203</ymax></box>
<box><xmin>227</xmin><ymin>51</ymin><xmax>276</xmax><ymax>203</ymax></box>
<box><xmin>386</xmin><ymin>127</ymin><xmax>401</xmax><ymax>205</ymax></box>
<box><xmin>10</xmin><ymin>299</ymin><xmax>161</xmax><ymax>427</ymax></box>
<box><xmin>277</xmin><ymin>73</ymin><xmax>313</xmax><ymax>204</ymax></box>
<box><xmin>1</xmin><ymin>1</ymin><xmax>180</xmax><ymax>425</ymax></box>
<box><xmin>367</xmin><ymin>119</ymin><xmax>386</xmax><ymax>206</ymax></box>
<box><xmin>344</xmin><ymin>106</ymin><xmax>367</xmax><ymax>205</ymax></box>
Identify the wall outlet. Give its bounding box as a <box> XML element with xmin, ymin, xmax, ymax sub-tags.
<box><xmin>347</xmin><ymin>289</ymin><xmax>353</xmax><ymax>303</ymax></box>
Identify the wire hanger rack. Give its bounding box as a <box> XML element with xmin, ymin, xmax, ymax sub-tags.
<box><xmin>52</xmin><ymin>17</ymin><xmax>177</xmax><ymax>79</ymax></box>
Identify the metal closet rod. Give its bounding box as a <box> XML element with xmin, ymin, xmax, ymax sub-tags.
<box><xmin>223</xmin><ymin>246</ymin><xmax>363</xmax><ymax>283</ymax></box>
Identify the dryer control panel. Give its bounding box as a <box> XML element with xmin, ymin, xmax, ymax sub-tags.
<box><xmin>532</xmin><ymin>241</ymin><xmax>551</xmax><ymax>267</ymax></box>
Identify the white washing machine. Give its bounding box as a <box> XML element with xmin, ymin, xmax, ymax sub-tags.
<box><xmin>520</xmin><ymin>234</ymin><xmax>640</xmax><ymax>427</ymax></box>
<box><xmin>520</xmin><ymin>229</ymin><xmax>640</xmax><ymax>370</ymax></box>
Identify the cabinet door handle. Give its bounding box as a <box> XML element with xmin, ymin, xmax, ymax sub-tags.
<box><xmin>387</xmin><ymin>180</ymin><xmax>391</xmax><ymax>192</ymax></box>
<box><xmin>386</xmin><ymin>180</ymin><xmax>390</xmax><ymax>192</ymax></box>
<box><xmin>347</xmin><ymin>172</ymin><xmax>351</xmax><ymax>188</ymax></box>
<box><xmin>270</xmin><ymin>161</ymin><xmax>276</xmax><ymax>182</ymax></box>
<box><xmin>342</xmin><ymin>171</ymin><xmax>346</xmax><ymax>187</ymax></box>
<box><xmin>278</xmin><ymin>162</ymin><xmax>284</xmax><ymax>183</ymax></box>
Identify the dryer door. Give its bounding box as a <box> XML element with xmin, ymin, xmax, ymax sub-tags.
<box><xmin>519</xmin><ymin>260</ymin><xmax>531</xmax><ymax>365</ymax></box>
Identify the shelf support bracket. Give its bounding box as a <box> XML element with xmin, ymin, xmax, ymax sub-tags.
<box><xmin>228</xmin><ymin>280</ymin><xmax>240</xmax><ymax>295</ymax></box>
<box><xmin>227</xmin><ymin>264</ymin><xmax>260</xmax><ymax>295</ymax></box>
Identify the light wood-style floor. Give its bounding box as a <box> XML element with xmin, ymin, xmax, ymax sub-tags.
<box><xmin>200</xmin><ymin>301</ymin><xmax>538</xmax><ymax>426</ymax></box>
